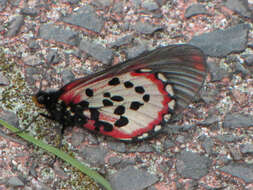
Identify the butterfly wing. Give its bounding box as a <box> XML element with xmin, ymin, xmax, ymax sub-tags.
<box><xmin>58</xmin><ymin>44</ymin><xmax>206</xmax><ymax>141</ymax></box>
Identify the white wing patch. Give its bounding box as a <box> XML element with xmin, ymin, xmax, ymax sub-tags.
<box><xmin>64</xmin><ymin>71</ymin><xmax>175</xmax><ymax>139</ymax></box>
<box><xmin>76</xmin><ymin>72</ymin><xmax>174</xmax><ymax>136</ymax></box>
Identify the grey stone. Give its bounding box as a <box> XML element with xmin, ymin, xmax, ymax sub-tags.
<box><xmin>39</xmin><ymin>24</ymin><xmax>80</xmax><ymax>46</ymax></box>
<box><xmin>71</xmin><ymin>131</ymin><xmax>84</xmax><ymax>146</ymax></box>
<box><xmin>223</xmin><ymin>113</ymin><xmax>253</xmax><ymax>129</ymax></box>
<box><xmin>165</xmin><ymin>124</ymin><xmax>195</xmax><ymax>134</ymax></box>
<box><xmin>0</xmin><ymin>72</ymin><xmax>9</xmax><ymax>85</ymax></box>
<box><xmin>219</xmin><ymin>163</ymin><xmax>253</xmax><ymax>183</ymax></box>
<box><xmin>112</xmin><ymin>2</ymin><xmax>123</xmax><ymax>13</ymax></box>
<box><xmin>156</xmin><ymin>0</ymin><xmax>166</xmax><ymax>6</ymax></box>
<box><xmin>217</xmin><ymin>155</ymin><xmax>231</xmax><ymax>165</ymax></box>
<box><xmin>108</xmin><ymin>141</ymin><xmax>126</xmax><ymax>153</ymax></box>
<box><xmin>176</xmin><ymin>151</ymin><xmax>211</xmax><ymax>179</ymax></box>
<box><xmin>0</xmin><ymin>110</ymin><xmax>19</xmax><ymax>128</ymax></box>
<box><xmin>240</xmin><ymin>144</ymin><xmax>253</xmax><ymax>154</ymax></box>
<box><xmin>163</xmin><ymin>138</ymin><xmax>175</xmax><ymax>149</ymax></box>
<box><xmin>136</xmin><ymin>144</ymin><xmax>154</xmax><ymax>153</ymax></box>
<box><xmin>7</xmin><ymin>176</ymin><xmax>24</xmax><ymax>187</ymax></box>
<box><xmin>242</xmin><ymin>54</ymin><xmax>253</xmax><ymax>66</ymax></box>
<box><xmin>9</xmin><ymin>0</ymin><xmax>20</xmax><ymax>6</ymax></box>
<box><xmin>126</xmin><ymin>43</ymin><xmax>147</xmax><ymax>59</ymax></box>
<box><xmin>108</xmin><ymin>157</ymin><xmax>122</xmax><ymax>166</ymax></box>
<box><xmin>176</xmin><ymin>135</ymin><xmax>185</xmax><ymax>144</ymax></box>
<box><xmin>7</xmin><ymin>15</ymin><xmax>24</xmax><ymax>37</ymax></box>
<box><xmin>63</xmin><ymin>5</ymin><xmax>104</xmax><ymax>33</ymax></box>
<box><xmin>91</xmin><ymin>0</ymin><xmax>112</xmax><ymax>8</ymax></box>
<box><xmin>131</xmin><ymin>0</ymin><xmax>142</xmax><ymax>8</ymax></box>
<box><xmin>185</xmin><ymin>4</ymin><xmax>210</xmax><ymax>18</ymax></box>
<box><xmin>116</xmin><ymin>158</ymin><xmax>137</xmax><ymax>169</ymax></box>
<box><xmin>216</xmin><ymin>134</ymin><xmax>242</xmax><ymax>143</ymax></box>
<box><xmin>198</xmin><ymin>115</ymin><xmax>219</xmax><ymax>126</ymax></box>
<box><xmin>23</xmin><ymin>55</ymin><xmax>41</xmax><ymax>66</ymax></box>
<box><xmin>20</xmin><ymin>7</ymin><xmax>39</xmax><ymax>17</ymax></box>
<box><xmin>134</xmin><ymin>21</ymin><xmax>162</xmax><ymax>34</ymax></box>
<box><xmin>110</xmin><ymin>166</ymin><xmax>159</xmax><ymax>190</ymax></box>
<box><xmin>202</xmin><ymin>137</ymin><xmax>214</xmax><ymax>155</ymax></box>
<box><xmin>28</xmin><ymin>40</ymin><xmax>40</xmax><ymax>51</ymax></box>
<box><xmin>234</xmin><ymin>62</ymin><xmax>250</xmax><ymax>77</ymax></box>
<box><xmin>109</xmin><ymin>34</ymin><xmax>134</xmax><ymax>48</ymax></box>
<box><xmin>85</xmin><ymin>132</ymin><xmax>99</xmax><ymax>145</ymax></box>
<box><xmin>200</xmin><ymin>88</ymin><xmax>218</xmax><ymax>104</ymax></box>
<box><xmin>142</xmin><ymin>0</ymin><xmax>159</xmax><ymax>11</ymax></box>
<box><xmin>190</xmin><ymin>24</ymin><xmax>249</xmax><ymax>57</ymax></box>
<box><xmin>79</xmin><ymin>39</ymin><xmax>113</xmax><ymax>64</ymax></box>
<box><xmin>225</xmin><ymin>0</ymin><xmax>253</xmax><ymax>19</ymax></box>
<box><xmin>64</xmin><ymin>0</ymin><xmax>80</xmax><ymax>4</ymax></box>
<box><xmin>80</xmin><ymin>146</ymin><xmax>107</xmax><ymax>165</ymax></box>
<box><xmin>0</xmin><ymin>0</ymin><xmax>7</xmax><ymax>11</ymax></box>
<box><xmin>61</xmin><ymin>70</ymin><xmax>75</xmax><ymax>85</ymax></box>
<box><xmin>207</xmin><ymin>61</ymin><xmax>228</xmax><ymax>82</ymax></box>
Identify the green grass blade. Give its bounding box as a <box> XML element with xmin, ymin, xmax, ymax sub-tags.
<box><xmin>0</xmin><ymin>119</ymin><xmax>112</xmax><ymax>190</ymax></box>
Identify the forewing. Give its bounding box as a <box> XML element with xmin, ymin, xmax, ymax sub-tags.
<box><xmin>59</xmin><ymin>44</ymin><xmax>207</xmax><ymax>141</ymax></box>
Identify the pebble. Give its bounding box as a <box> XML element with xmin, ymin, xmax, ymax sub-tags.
<box><xmin>223</xmin><ymin>113</ymin><xmax>253</xmax><ymax>129</ymax></box>
<box><xmin>190</xmin><ymin>24</ymin><xmax>249</xmax><ymax>57</ymax></box>
<box><xmin>176</xmin><ymin>151</ymin><xmax>211</xmax><ymax>180</ymax></box>
<box><xmin>62</xmin><ymin>5</ymin><xmax>104</xmax><ymax>33</ymax></box>
<box><xmin>79</xmin><ymin>39</ymin><xmax>113</xmax><ymax>64</ymax></box>
<box><xmin>184</xmin><ymin>4</ymin><xmax>210</xmax><ymax>19</ymax></box>
<box><xmin>7</xmin><ymin>15</ymin><xmax>24</xmax><ymax>37</ymax></box>
<box><xmin>39</xmin><ymin>24</ymin><xmax>80</xmax><ymax>46</ymax></box>
<box><xmin>219</xmin><ymin>163</ymin><xmax>253</xmax><ymax>183</ymax></box>
<box><xmin>110</xmin><ymin>166</ymin><xmax>158</xmax><ymax>190</ymax></box>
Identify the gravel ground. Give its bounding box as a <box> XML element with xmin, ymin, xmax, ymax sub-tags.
<box><xmin>0</xmin><ymin>0</ymin><xmax>253</xmax><ymax>190</ymax></box>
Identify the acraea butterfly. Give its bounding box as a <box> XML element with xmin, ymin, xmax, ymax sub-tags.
<box><xmin>33</xmin><ymin>44</ymin><xmax>207</xmax><ymax>142</ymax></box>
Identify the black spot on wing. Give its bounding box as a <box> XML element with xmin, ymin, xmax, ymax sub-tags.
<box><xmin>143</xmin><ymin>94</ymin><xmax>150</xmax><ymax>102</ymax></box>
<box><xmin>103</xmin><ymin>92</ymin><xmax>111</xmax><ymax>97</ymax></box>
<box><xmin>130</xmin><ymin>101</ymin><xmax>143</xmax><ymax>110</ymax></box>
<box><xmin>115</xmin><ymin>116</ymin><xmax>129</xmax><ymax>127</ymax></box>
<box><xmin>114</xmin><ymin>105</ymin><xmax>125</xmax><ymax>115</ymax></box>
<box><xmin>124</xmin><ymin>81</ymin><xmax>134</xmax><ymax>88</ymax></box>
<box><xmin>111</xmin><ymin>96</ymin><xmax>124</xmax><ymax>102</ymax></box>
<box><xmin>135</xmin><ymin>86</ymin><xmax>145</xmax><ymax>94</ymax></box>
<box><xmin>103</xmin><ymin>99</ymin><xmax>113</xmax><ymax>106</ymax></box>
<box><xmin>86</xmin><ymin>88</ymin><xmax>93</xmax><ymax>97</ymax></box>
<box><xmin>108</xmin><ymin>77</ymin><xmax>120</xmax><ymax>86</ymax></box>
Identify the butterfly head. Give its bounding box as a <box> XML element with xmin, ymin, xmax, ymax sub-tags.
<box><xmin>33</xmin><ymin>91</ymin><xmax>51</xmax><ymax>108</ymax></box>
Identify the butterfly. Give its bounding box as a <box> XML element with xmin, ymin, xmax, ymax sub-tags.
<box><xmin>33</xmin><ymin>44</ymin><xmax>207</xmax><ymax>142</ymax></box>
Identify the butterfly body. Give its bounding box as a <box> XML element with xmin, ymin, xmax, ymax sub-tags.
<box><xmin>34</xmin><ymin>44</ymin><xmax>207</xmax><ymax>142</ymax></box>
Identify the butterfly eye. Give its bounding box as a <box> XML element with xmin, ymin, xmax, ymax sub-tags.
<box><xmin>33</xmin><ymin>91</ymin><xmax>48</xmax><ymax>108</ymax></box>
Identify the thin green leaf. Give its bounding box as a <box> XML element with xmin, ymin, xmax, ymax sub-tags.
<box><xmin>0</xmin><ymin>119</ymin><xmax>112</xmax><ymax>190</ymax></box>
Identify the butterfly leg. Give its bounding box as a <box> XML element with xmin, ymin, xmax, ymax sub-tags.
<box><xmin>39</xmin><ymin>113</ymin><xmax>54</xmax><ymax>120</ymax></box>
<box><xmin>56</xmin><ymin>124</ymin><xmax>66</xmax><ymax>149</ymax></box>
<box><xmin>39</xmin><ymin>112</ymin><xmax>67</xmax><ymax>148</ymax></box>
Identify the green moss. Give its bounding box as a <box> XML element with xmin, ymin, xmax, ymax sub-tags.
<box><xmin>0</xmin><ymin>49</ymin><xmax>100</xmax><ymax>190</ymax></box>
